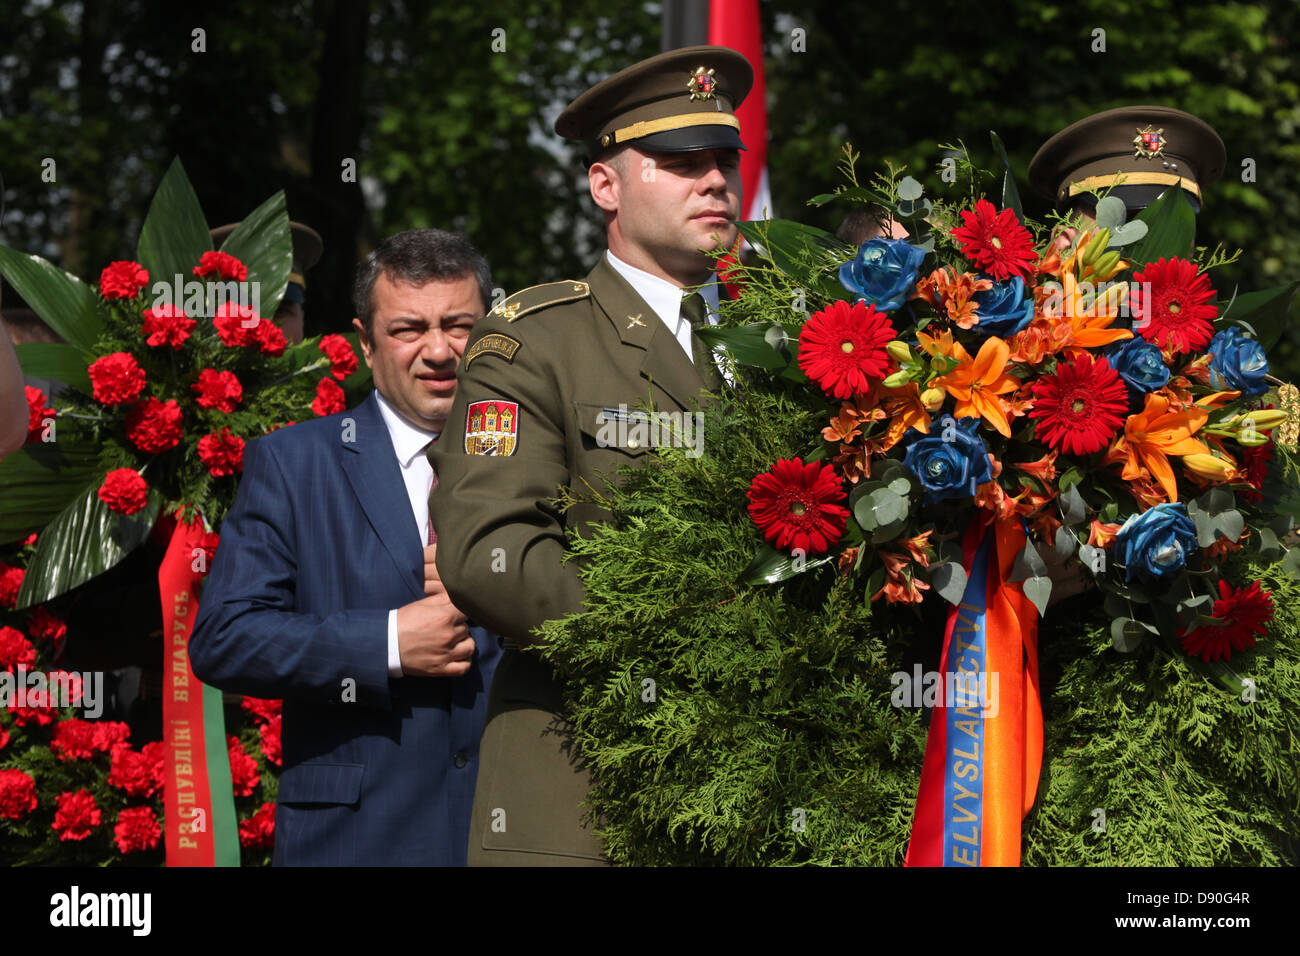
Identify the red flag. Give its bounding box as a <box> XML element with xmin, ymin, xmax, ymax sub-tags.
<box><xmin>709</xmin><ymin>0</ymin><xmax>769</xmax><ymax>297</ymax></box>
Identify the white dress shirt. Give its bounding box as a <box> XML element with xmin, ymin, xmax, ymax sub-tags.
<box><xmin>605</xmin><ymin>250</ymin><xmax>726</xmax><ymax>378</ymax></box>
<box><xmin>374</xmin><ymin>389</ymin><xmax>440</xmax><ymax>678</ymax></box>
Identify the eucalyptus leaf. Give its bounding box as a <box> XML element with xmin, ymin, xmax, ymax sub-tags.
<box><xmin>15</xmin><ymin>483</ymin><xmax>163</xmax><ymax>608</ymax></box>
<box><xmin>1093</xmin><ymin>196</ymin><xmax>1127</xmax><ymax>232</ymax></box>
<box><xmin>1110</xmin><ymin>617</ymin><xmax>1154</xmax><ymax>653</ymax></box>
<box><xmin>1078</xmin><ymin>543</ymin><xmax>1106</xmax><ymax>576</ymax></box>
<box><xmin>887</xmin><ymin>476</ymin><xmax>913</xmax><ymax>497</ymax></box>
<box><xmin>0</xmin><ymin>246</ymin><xmax>101</xmax><ymax>351</ymax></box>
<box><xmin>1054</xmin><ymin>525</ymin><xmax>1078</xmax><ymax>560</ymax></box>
<box><xmin>1022</xmin><ymin>575</ymin><xmax>1052</xmax><ymax>617</ymax></box>
<box><xmin>1256</xmin><ymin>526</ymin><xmax>1281</xmax><ymax>560</ymax></box>
<box><xmin>1010</xmin><ymin>539</ymin><xmax>1048</xmax><ymax>582</ymax></box>
<box><xmin>1213</xmin><ymin>509</ymin><xmax>1245</xmax><ymax>544</ymax></box>
<box><xmin>1108</xmin><ymin>220</ymin><xmax>1148</xmax><ymax>246</ymax></box>
<box><xmin>1192</xmin><ymin>511</ymin><xmax>1217</xmax><ymax>549</ymax></box>
<box><xmin>930</xmin><ymin>562</ymin><xmax>968</xmax><ymax>606</ymax></box>
<box><xmin>1060</xmin><ymin>484</ymin><xmax>1087</xmax><ymax>526</ymax></box>
<box><xmin>897</xmin><ymin>176</ymin><xmax>924</xmax><ymax>201</ymax></box>
<box><xmin>1198</xmin><ymin>485</ymin><xmax>1234</xmax><ymax>515</ymax></box>
<box><xmin>869</xmin><ymin>487</ymin><xmax>909</xmax><ymax>527</ymax></box>
<box><xmin>739</xmin><ymin>542</ymin><xmax>835</xmax><ymax>585</ymax></box>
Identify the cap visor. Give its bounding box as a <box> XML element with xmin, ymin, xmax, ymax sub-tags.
<box><xmin>631</xmin><ymin>126</ymin><xmax>747</xmax><ymax>153</ymax></box>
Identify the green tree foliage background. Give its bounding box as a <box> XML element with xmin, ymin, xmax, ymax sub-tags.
<box><xmin>1</xmin><ymin>0</ymin><xmax>1296</xmax><ymax>365</ymax></box>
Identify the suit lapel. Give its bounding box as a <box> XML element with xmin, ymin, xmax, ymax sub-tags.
<box><xmin>338</xmin><ymin>391</ymin><xmax>424</xmax><ymax>602</ymax></box>
<box><xmin>587</xmin><ymin>256</ymin><xmax>706</xmax><ymax>412</ymax></box>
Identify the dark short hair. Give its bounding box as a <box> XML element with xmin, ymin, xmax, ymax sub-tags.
<box><xmin>353</xmin><ymin>228</ymin><xmax>492</xmax><ymax>334</ymax></box>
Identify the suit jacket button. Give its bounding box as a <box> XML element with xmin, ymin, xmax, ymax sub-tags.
<box><xmin>453</xmin><ymin>751</ymin><xmax>468</xmax><ymax>768</ymax></box>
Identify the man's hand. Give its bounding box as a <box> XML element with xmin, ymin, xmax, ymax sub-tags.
<box><xmin>396</xmin><ymin>560</ymin><xmax>475</xmax><ymax>675</ymax></box>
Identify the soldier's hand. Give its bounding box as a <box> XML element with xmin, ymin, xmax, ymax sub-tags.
<box><xmin>396</xmin><ymin>591</ymin><xmax>474</xmax><ymax>677</ymax></box>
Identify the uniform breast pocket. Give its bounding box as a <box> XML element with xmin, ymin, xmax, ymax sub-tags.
<box><xmin>572</xmin><ymin>401</ymin><xmax>653</xmax><ymax>458</ymax></box>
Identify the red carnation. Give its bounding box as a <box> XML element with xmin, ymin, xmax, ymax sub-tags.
<box><xmin>312</xmin><ymin>378</ymin><xmax>346</xmax><ymax>416</ymax></box>
<box><xmin>22</xmin><ymin>533</ymin><xmax>36</xmax><ymax>547</ymax></box>
<box><xmin>0</xmin><ymin>769</ymin><xmax>39</xmax><ymax>820</ymax></box>
<box><xmin>1130</xmin><ymin>257</ymin><xmax>1218</xmax><ymax>354</ymax></box>
<box><xmin>114</xmin><ymin>806</ymin><xmax>162</xmax><ymax>855</ymax></box>
<box><xmin>97</xmin><ymin>468</ymin><xmax>150</xmax><ymax>515</ymax></box>
<box><xmin>950</xmin><ymin>198</ymin><xmax>1038</xmax><ymax>282</ymax></box>
<box><xmin>319</xmin><ymin>334</ymin><xmax>359</xmax><ymax>380</ymax></box>
<box><xmin>194</xmin><ymin>250</ymin><xmax>249</xmax><ymax>282</ymax></box>
<box><xmin>0</xmin><ymin>563</ymin><xmax>25</xmax><ymax>609</ymax></box>
<box><xmin>8</xmin><ymin>701</ymin><xmax>59</xmax><ymax>727</ymax></box>
<box><xmin>24</xmin><ymin>385</ymin><xmax>55</xmax><ymax>444</ymax></box>
<box><xmin>196</xmin><ymin>428</ymin><xmax>245</xmax><ymax>477</ymax></box>
<box><xmin>238</xmin><ymin>801</ymin><xmax>276</xmax><ymax>850</ymax></box>
<box><xmin>88</xmin><ymin>352</ymin><xmax>147</xmax><ymax>406</ymax></box>
<box><xmin>0</xmin><ymin>727</ymin><xmax>8</xmax><ymax>751</ymax></box>
<box><xmin>254</xmin><ymin>318</ymin><xmax>287</xmax><ymax>357</ymax></box>
<box><xmin>28</xmin><ymin>605</ymin><xmax>68</xmax><ymax>645</ymax></box>
<box><xmin>213</xmin><ymin>302</ymin><xmax>261</xmax><ymax>347</ymax></box>
<box><xmin>259</xmin><ymin>713</ymin><xmax>282</xmax><ymax>767</ymax></box>
<box><xmin>1029</xmin><ymin>353</ymin><xmax>1129</xmax><ymax>456</ymax></box>
<box><xmin>141</xmin><ymin>303</ymin><xmax>196</xmax><ymax>350</ymax></box>
<box><xmin>191</xmin><ymin>368</ymin><xmax>244</xmax><ymax>413</ymax></box>
<box><xmin>747</xmin><ymin>457</ymin><xmax>850</xmax><ymax>555</ymax></box>
<box><xmin>797</xmin><ymin>300</ymin><xmax>896</xmax><ymax>399</ymax></box>
<box><xmin>126</xmin><ymin>397</ymin><xmax>184</xmax><ymax>454</ymax></box>
<box><xmin>107</xmin><ymin>741</ymin><xmax>166</xmax><ymax>798</ymax></box>
<box><xmin>1178</xmin><ymin>579</ymin><xmax>1273</xmax><ymax>662</ymax></box>
<box><xmin>99</xmin><ymin>261</ymin><xmax>150</xmax><ymax>300</ymax></box>
<box><xmin>93</xmin><ymin>721</ymin><xmax>131</xmax><ymax>752</ymax></box>
<box><xmin>52</xmin><ymin>789</ymin><xmax>102</xmax><ymax>841</ymax></box>
<box><xmin>228</xmin><ymin>735</ymin><xmax>261</xmax><ymax>797</ymax></box>
<box><xmin>50</xmin><ymin>718</ymin><xmax>100</xmax><ymax>761</ymax></box>
<box><xmin>241</xmin><ymin>696</ymin><xmax>282</xmax><ymax>725</ymax></box>
<box><xmin>0</xmin><ymin>625</ymin><xmax>35</xmax><ymax>671</ymax></box>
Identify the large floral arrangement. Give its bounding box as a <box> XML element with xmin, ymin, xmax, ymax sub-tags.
<box><xmin>538</xmin><ymin>141</ymin><xmax>1300</xmax><ymax>866</ymax></box>
<box><xmin>0</xmin><ymin>159</ymin><xmax>365</xmax><ymax>864</ymax></box>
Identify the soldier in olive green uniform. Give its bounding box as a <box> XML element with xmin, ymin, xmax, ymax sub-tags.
<box><xmin>429</xmin><ymin>45</ymin><xmax>752</xmax><ymax>864</ymax></box>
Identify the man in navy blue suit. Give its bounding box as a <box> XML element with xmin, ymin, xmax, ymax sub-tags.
<box><xmin>190</xmin><ymin>229</ymin><xmax>501</xmax><ymax>865</ymax></box>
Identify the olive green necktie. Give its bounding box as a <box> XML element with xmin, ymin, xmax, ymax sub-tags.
<box><xmin>682</xmin><ymin>292</ymin><xmax>723</xmax><ymax>390</ymax></box>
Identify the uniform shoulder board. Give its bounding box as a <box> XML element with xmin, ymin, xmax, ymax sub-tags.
<box><xmin>489</xmin><ymin>280</ymin><xmax>590</xmax><ymax>322</ymax></box>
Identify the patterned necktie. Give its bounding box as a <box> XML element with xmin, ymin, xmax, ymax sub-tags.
<box><xmin>682</xmin><ymin>292</ymin><xmax>723</xmax><ymax>390</ymax></box>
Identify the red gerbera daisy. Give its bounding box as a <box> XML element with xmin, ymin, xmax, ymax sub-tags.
<box><xmin>1129</xmin><ymin>257</ymin><xmax>1217</xmax><ymax>354</ymax></box>
<box><xmin>950</xmin><ymin>198</ymin><xmax>1037</xmax><ymax>282</ymax></box>
<box><xmin>797</xmin><ymin>300</ymin><xmax>895</xmax><ymax>399</ymax></box>
<box><xmin>746</xmin><ymin>457</ymin><xmax>850</xmax><ymax>555</ymax></box>
<box><xmin>1028</xmin><ymin>353</ymin><xmax>1129</xmax><ymax>456</ymax></box>
<box><xmin>1177</xmin><ymin>579</ymin><xmax>1273</xmax><ymax>662</ymax></box>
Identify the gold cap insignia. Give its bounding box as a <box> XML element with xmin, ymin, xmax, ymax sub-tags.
<box><xmin>687</xmin><ymin>66</ymin><xmax>717</xmax><ymax>101</ymax></box>
<box><xmin>1133</xmin><ymin>125</ymin><xmax>1166</xmax><ymax>160</ymax></box>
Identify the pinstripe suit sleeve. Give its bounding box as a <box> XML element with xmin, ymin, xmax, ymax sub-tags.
<box><xmin>189</xmin><ymin>436</ymin><xmax>393</xmax><ymax>710</ymax></box>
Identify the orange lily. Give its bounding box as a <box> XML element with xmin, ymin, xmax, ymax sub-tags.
<box><xmin>1055</xmin><ymin>271</ymin><xmax>1133</xmax><ymax>354</ymax></box>
<box><xmin>928</xmin><ymin>335</ymin><xmax>1021</xmax><ymax>437</ymax></box>
<box><xmin>914</xmin><ymin>267</ymin><xmax>992</xmax><ymax>330</ymax></box>
<box><xmin>1111</xmin><ymin>391</ymin><xmax>1211</xmax><ymax>502</ymax></box>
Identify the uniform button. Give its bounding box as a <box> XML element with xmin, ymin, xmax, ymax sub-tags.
<box><xmin>453</xmin><ymin>751</ymin><xmax>468</xmax><ymax>768</ymax></box>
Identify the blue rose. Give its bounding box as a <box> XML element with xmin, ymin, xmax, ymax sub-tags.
<box><xmin>1207</xmin><ymin>326</ymin><xmax>1269</xmax><ymax>398</ymax></box>
<box><xmin>971</xmin><ymin>275</ymin><xmax>1034</xmax><ymax>338</ymax></box>
<box><xmin>901</xmin><ymin>414</ymin><xmax>993</xmax><ymax>503</ymax></box>
<box><xmin>838</xmin><ymin>238</ymin><xmax>925</xmax><ymax>313</ymax></box>
<box><xmin>1113</xmin><ymin>502</ymin><xmax>1198</xmax><ymax>583</ymax></box>
<box><xmin>1106</xmin><ymin>337</ymin><xmax>1171</xmax><ymax>395</ymax></box>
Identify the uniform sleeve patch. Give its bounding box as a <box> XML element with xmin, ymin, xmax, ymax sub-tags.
<box><xmin>463</xmin><ymin>333</ymin><xmax>521</xmax><ymax>369</ymax></box>
<box><xmin>465</xmin><ymin>400</ymin><xmax>520</xmax><ymax>456</ymax></box>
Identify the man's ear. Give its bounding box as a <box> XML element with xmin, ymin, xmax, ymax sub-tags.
<box><xmin>351</xmin><ymin>317</ymin><xmax>374</xmax><ymax>366</ymax></box>
<box><xmin>589</xmin><ymin>158</ymin><xmax>621</xmax><ymax>214</ymax></box>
